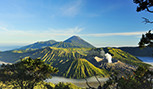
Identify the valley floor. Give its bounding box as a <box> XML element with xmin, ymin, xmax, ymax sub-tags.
<box><xmin>46</xmin><ymin>76</ymin><xmax>108</xmax><ymax>88</ymax></box>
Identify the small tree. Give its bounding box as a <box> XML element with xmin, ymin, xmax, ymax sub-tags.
<box><xmin>133</xmin><ymin>0</ymin><xmax>153</xmax><ymax>13</ymax></box>
<box><xmin>54</xmin><ymin>82</ymin><xmax>71</xmax><ymax>89</ymax></box>
<box><xmin>139</xmin><ymin>30</ymin><xmax>153</xmax><ymax>48</ymax></box>
<box><xmin>0</xmin><ymin>57</ymin><xmax>58</xmax><ymax>89</ymax></box>
<box><xmin>103</xmin><ymin>66</ymin><xmax>153</xmax><ymax>89</ymax></box>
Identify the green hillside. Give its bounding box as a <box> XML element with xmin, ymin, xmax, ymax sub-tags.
<box><xmin>103</xmin><ymin>47</ymin><xmax>149</xmax><ymax>66</ymax></box>
<box><xmin>0</xmin><ymin>47</ymin><xmax>90</xmax><ymax>63</ymax></box>
<box><xmin>29</xmin><ymin>47</ymin><xmax>91</xmax><ymax>64</ymax></box>
<box><xmin>0</xmin><ymin>47</ymin><xmax>149</xmax><ymax>79</ymax></box>
<box><xmin>0</xmin><ymin>47</ymin><xmax>148</xmax><ymax>66</ymax></box>
<box><xmin>56</xmin><ymin>58</ymin><xmax>109</xmax><ymax>79</ymax></box>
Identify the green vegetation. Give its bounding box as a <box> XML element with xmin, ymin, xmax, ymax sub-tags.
<box><xmin>0</xmin><ymin>47</ymin><xmax>146</xmax><ymax>79</ymax></box>
<box><xmin>0</xmin><ymin>81</ymin><xmax>84</xmax><ymax>89</ymax></box>
<box><xmin>0</xmin><ymin>57</ymin><xmax>85</xmax><ymax>89</ymax></box>
<box><xmin>57</xmin><ymin>58</ymin><xmax>109</xmax><ymax>79</ymax></box>
<box><xmin>103</xmin><ymin>66</ymin><xmax>153</xmax><ymax>89</ymax></box>
<box><xmin>29</xmin><ymin>47</ymin><xmax>91</xmax><ymax>65</ymax></box>
<box><xmin>0</xmin><ymin>37</ymin><xmax>151</xmax><ymax>88</ymax></box>
<box><xmin>1</xmin><ymin>47</ymin><xmax>108</xmax><ymax>79</ymax></box>
<box><xmin>0</xmin><ymin>47</ymin><xmax>91</xmax><ymax>63</ymax></box>
<box><xmin>0</xmin><ymin>81</ymin><xmax>55</xmax><ymax>89</ymax></box>
<box><xmin>0</xmin><ymin>58</ymin><xmax>58</xmax><ymax>89</ymax></box>
<box><xmin>139</xmin><ymin>30</ymin><xmax>153</xmax><ymax>48</ymax></box>
<box><xmin>54</xmin><ymin>82</ymin><xmax>84</xmax><ymax>89</ymax></box>
<box><xmin>104</xmin><ymin>47</ymin><xmax>150</xmax><ymax>66</ymax></box>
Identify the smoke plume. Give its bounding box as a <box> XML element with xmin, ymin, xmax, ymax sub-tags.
<box><xmin>105</xmin><ymin>53</ymin><xmax>112</xmax><ymax>63</ymax></box>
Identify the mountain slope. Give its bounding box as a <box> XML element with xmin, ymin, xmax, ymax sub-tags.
<box><xmin>51</xmin><ymin>42</ymin><xmax>82</xmax><ymax>48</ymax></box>
<box><xmin>16</xmin><ymin>36</ymin><xmax>95</xmax><ymax>50</ymax></box>
<box><xmin>8</xmin><ymin>47</ymin><xmax>107</xmax><ymax>78</ymax></box>
<box><xmin>28</xmin><ymin>47</ymin><xmax>90</xmax><ymax>65</ymax></box>
<box><xmin>118</xmin><ymin>47</ymin><xmax>153</xmax><ymax>57</ymax></box>
<box><xmin>63</xmin><ymin>36</ymin><xmax>95</xmax><ymax>48</ymax></box>
<box><xmin>0</xmin><ymin>47</ymin><xmax>149</xmax><ymax>79</ymax></box>
<box><xmin>0</xmin><ymin>47</ymin><xmax>147</xmax><ymax>66</ymax></box>
<box><xmin>17</xmin><ymin>40</ymin><xmax>57</xmax><ymax>50</ymax></box>
<box><xmin>103</xmin><ymin>47</ymin><xmax>149</xmax><ymax>66</ymax></box>
<box><xmin>0</xmin><ymin>47</ymin><xmax>91</xmax><ymax>63</ymax></box>
<box><xmin>56</xmin><ymin>59</ymin><xmax>109</xmax><ymax>79</ymax></box>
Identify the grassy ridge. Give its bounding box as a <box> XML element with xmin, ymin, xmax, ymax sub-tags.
<box><xmin>104</xmin><ymin>47</ymin><xmax>150</xmax><ymax>66</ymax></box>
<box><xmin>0</xmin><ymin>47</ymin><xmax>91</xmax><ymax>63</ymax></box>
<box><xmin>57</xmin><ymin>59</ymin><xmax>109</xmax><ymax>79</ymax></box>
<box><xmin>29</xmin><ymin>47</ymin><xmax>109</xmax><ymax>78</ymax></box>
<box><xmin>30</xmin><ymin>47</ymin><xmax>91</xmax><ymax>65</ymax></box>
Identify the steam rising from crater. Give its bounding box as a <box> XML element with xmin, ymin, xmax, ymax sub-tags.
<box><xmin>105</xmin><ymin>53</ymin><xmax>112</xmax><ymax>63</ymax></box>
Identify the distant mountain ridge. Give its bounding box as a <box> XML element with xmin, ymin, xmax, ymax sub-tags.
<box><xmin>118</xmin><ymin>47</ymin><xmax>153</xmax><ymax>57</ymax></box>
<box><xmin>16</xmin><ymin>36</ymin><xmax>95</xmax><ymax>50</ymax></box>
<box><xmin>18</xmin><ymin>40</ymin><xmax>57</xmax><ymax>50</ymax></box>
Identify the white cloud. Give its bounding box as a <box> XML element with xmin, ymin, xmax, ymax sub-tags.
<box><xmin>81</xmin><ymin>31</ymin><xmax>146</xmax><ymax>37</ymax></box>
<box><xmin>49</xmin><ymin>27</ymin><xmax>83</xmax><ymax>34</ymax></box>
<box><xmin>0</xmin><ymin>26</ymin><xmax>9</xmax><ymax>31</ymax></box>
<box><xmin>0</xmin><ymin>26</ymin><xmax>83</xmax><ymax>44</ymax></box>
<box><xmin>60</xmin><ymin>0</ymin><xmax>82</xmax><ymax>16</ymax></box>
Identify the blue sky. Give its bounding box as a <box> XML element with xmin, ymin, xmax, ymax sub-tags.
<box><xmin>0</xmin><ymin>0</ymin><xmax>153</xmax><ymax>51</ymax></box>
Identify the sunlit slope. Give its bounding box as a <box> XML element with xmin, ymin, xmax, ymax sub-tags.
<box><xmin>0</xmin><ymin>47</ymin><xmax>91</xmax><ymax>63</ymax></box>
<box><xmin>19</xmin><ymin>47</ymin><xmax>108</xmax><ymax>79</ymax></box>
<box><xmin>0</xmin><ymin>47</ymin><xmax>149</xmax><ymax>79</ymax></box>
<box><xmin>103</xmin><ymin>47</ymin><xmax>149</xmax><ymax>66</ymax></box>
<box><xmin>30</xmin><ymin>47</ymin><xmax>91</xmax><ymax>64</ymax></box>
<box><xmin>56</xmin><ymin>58</ymin><xmax>109</xmax><ymax>79</ymax></box>
<box><xmin>0</xmin><ymin>47</ymin><xmax>146</xmax><ymax>67</ymax></box>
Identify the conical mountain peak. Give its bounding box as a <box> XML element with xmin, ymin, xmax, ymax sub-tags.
<box><xmin>70</xmin><ymin>35</ymin><xmax>81</xmax><ymax>39</ymax></box>
<box><xmin>63</xmin><ymin>35</ymin><xmax>95</xmax><ymax>48</ymax></box>
<box><xmin>64</xmin><ymin>35</ymin><xmax>81</xmax><ymax>42</ymax></box>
